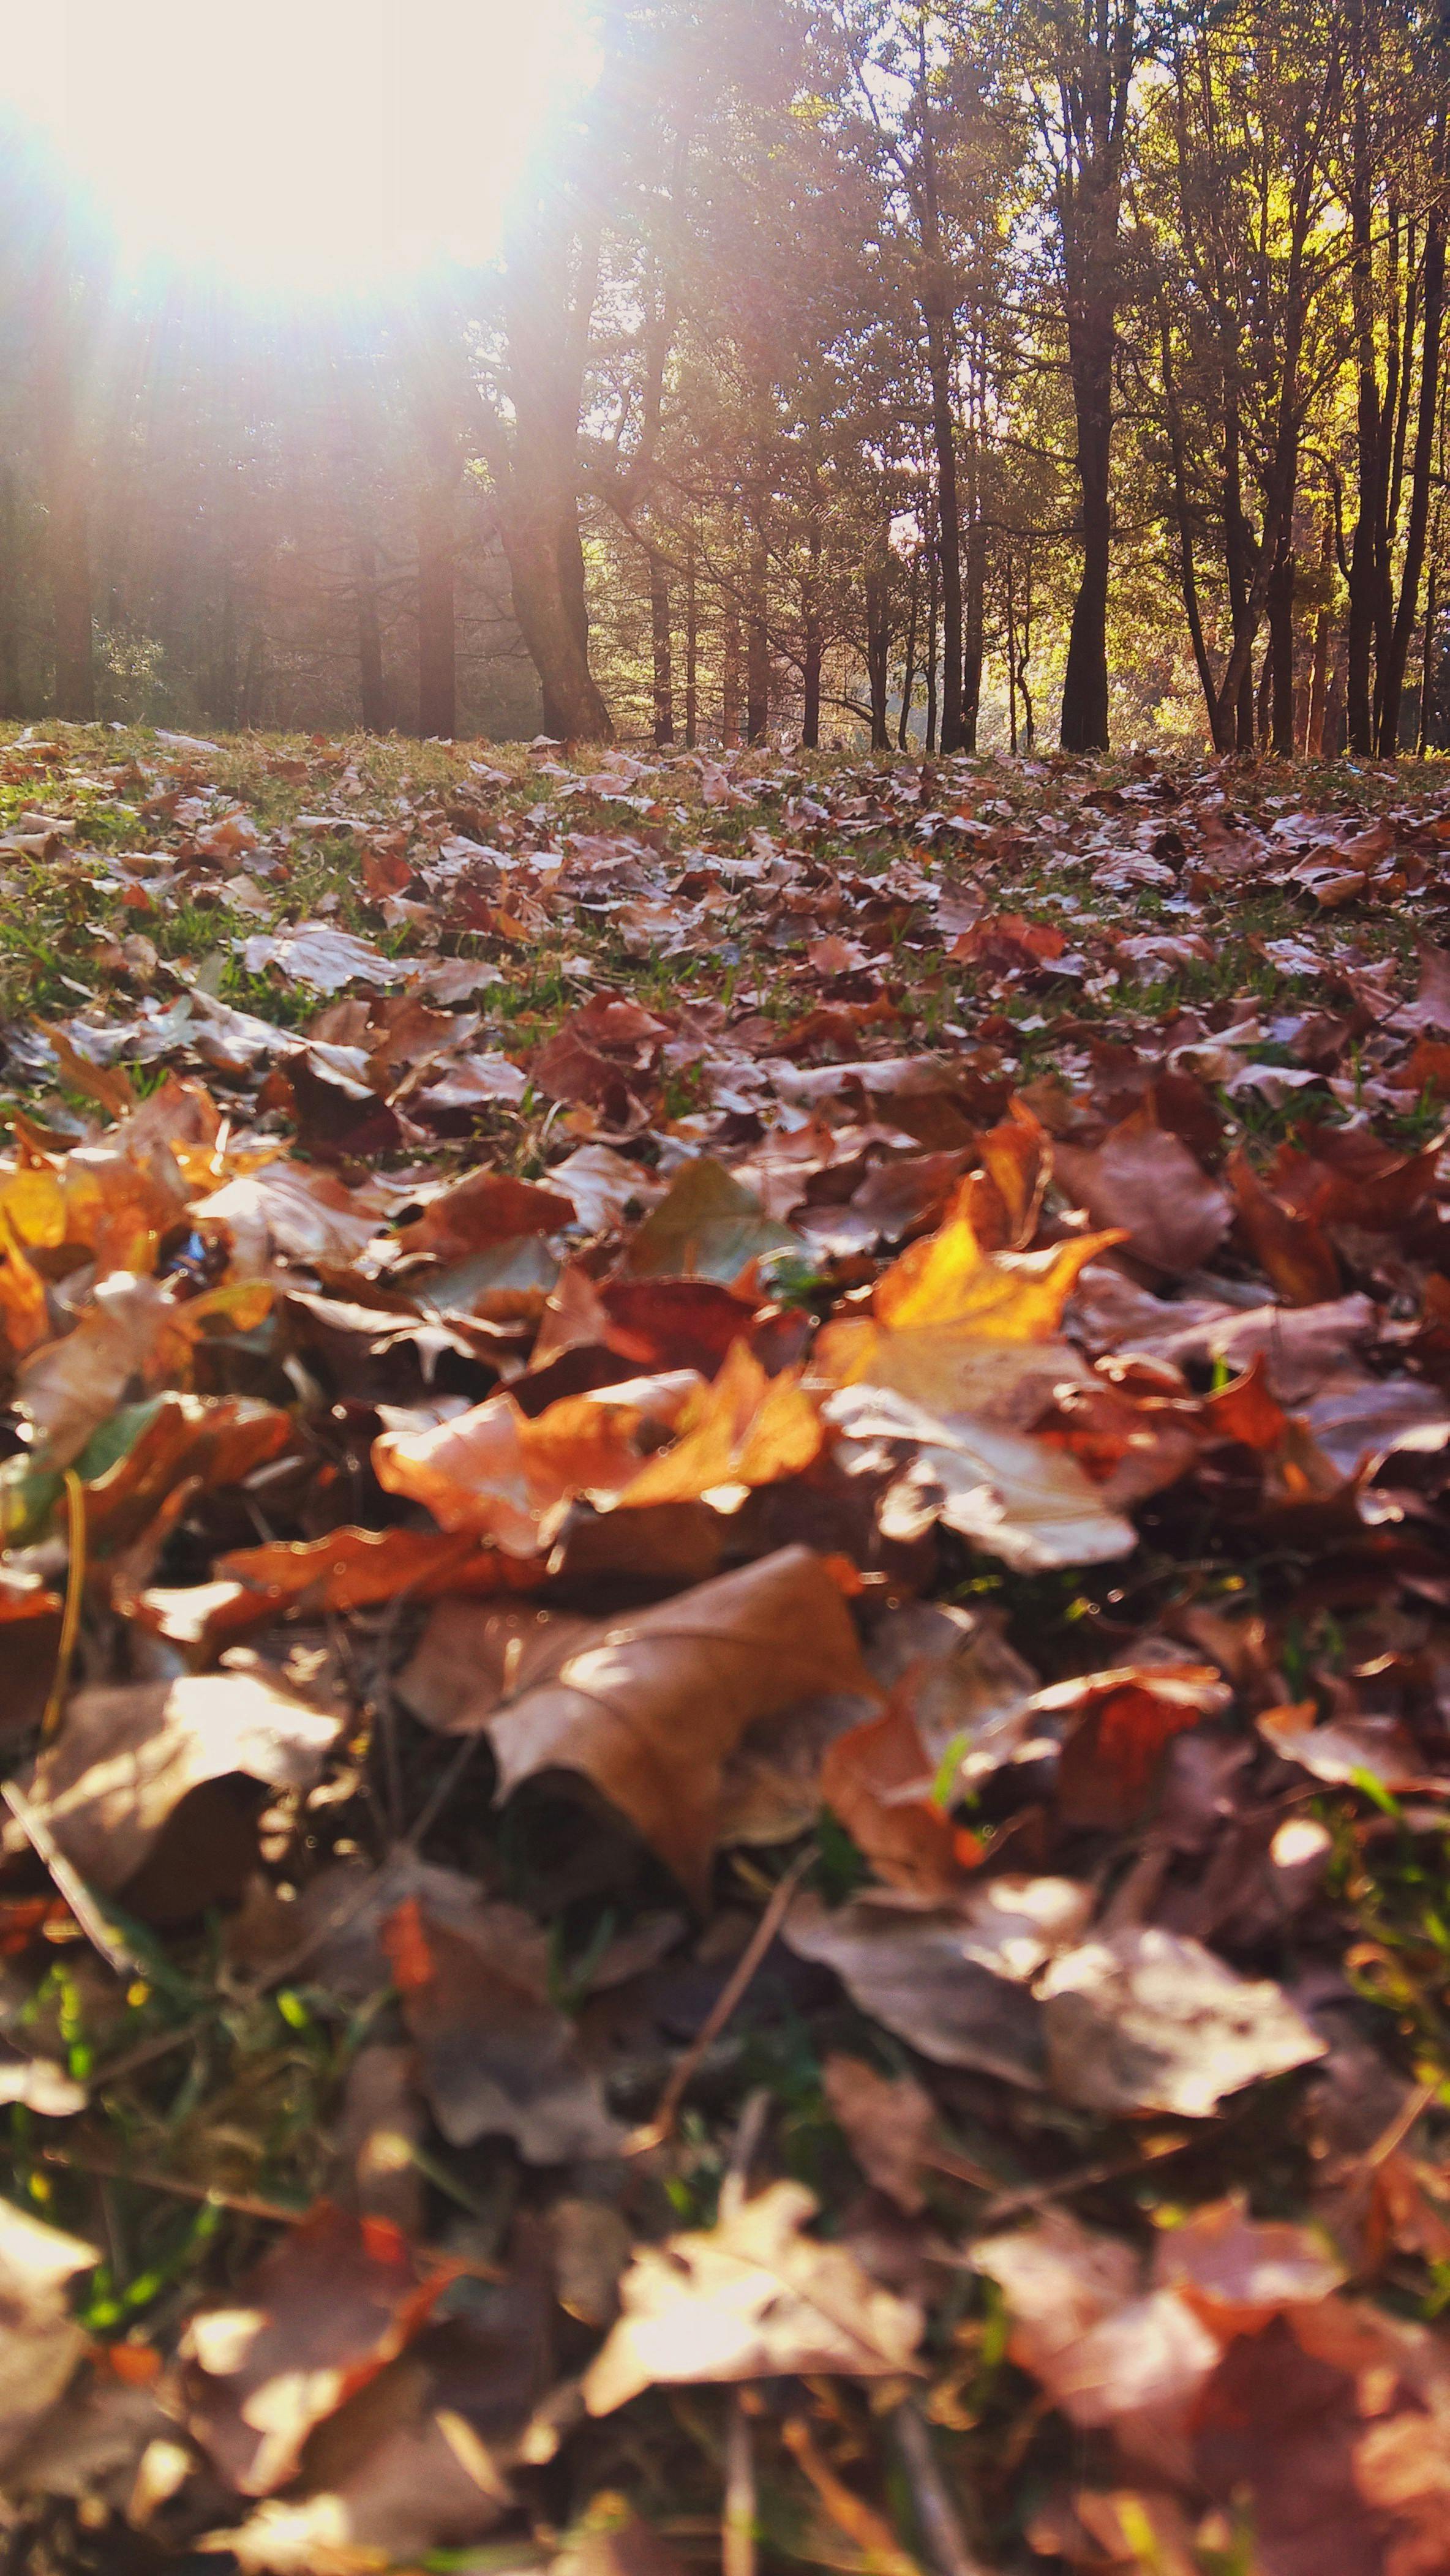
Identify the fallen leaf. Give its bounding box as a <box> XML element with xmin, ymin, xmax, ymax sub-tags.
<box><xmin>820</xmin><ymin>1694</ymin><xmax>967</xmax><ymax>1896</ymax></box>
<box><xmin>1038</xmin><ymin>1926</ymin><xmax>1326</xmax><ymax>2116</ymax></box>
<box><xmin>582</xmin><ymin>2179</ymin><xmax>922</xmax><ymax>2413</ymax></box>
<box><xmin>381</xmin><ymin>1892</ymin><xmax>623</xmax><ymax>2160</ymax></box>
<box><xmin>0</xmin><ymin>2201</ymin><xmax>98</xmax><ymax>2474</ymax></box>
<box><xmin>484</xmin><ymin>1546</ymin><xmax>874</xmax><ymax>1898</ymax></box>
<box><xmin>182</xmin><ymin>2204</ymin><xmax>448</xmax><ymax>2495</ymax></box>
<box><xmin>822</xmin><ymin>2054</ymin><xmax>936</xmax><ymax>2211</ymax></box>
<box><xmin>1055</xmin><ymin>1108</ymin><xmax>1231</xmax><ymax>1278</ymax></box>
<box><xmin>830</xmin><ymin>1382</ymin><xmax>1138</xmax><ymax>1571</ymax></box>
<box><xmin>391</xmin><ymin>1170</ymin><xmax>576</xmax><ymax>1264</ymax></box>
<box><xmin>784</xmin><ymin>1886</ymin><xmax>1088</xmax><ymax>2088</ymax></box>
<box><xmin>372</xmin><ymin>1370</ymin><xmax>702</xmax><ymax>1552</ymax></box>
<box><xmin>239</xmin><ymin>923</ymin><xmax>406</xmax><ymax>994</ymax></box>
<box><xmin>18</xmin><ymin>1664</ymin><xmax>345</xmax><ymax>1914</ymax></box>
<box><xmin>625</xmin><ymin>1156</ymin><xmax>805</xmax><ymax>1282</ymax></box>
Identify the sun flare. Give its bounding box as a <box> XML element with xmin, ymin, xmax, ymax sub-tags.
<box><xmin>0</xmin><ymin>0</ymin><xmax>597</xmax><ymax>295</ymax></box>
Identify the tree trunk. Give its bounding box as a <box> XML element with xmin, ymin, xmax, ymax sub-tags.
<box><xmin>923</xmin><ymin>515</ymin><xmax>939</xmax><ymax>754</ymax></box>
<box><xmin>1060</xmin><ymin>299</ymin><xmax>1113</xmax><ymax>752</ymax></box>
<box><xmin>650</xmin><ymin>545</ymin><xmax>674</xmax><ymax>746</ymax></box>
<box><xmin>684</xmin><ymin>529</ymin><xmax>698</xmax><ymax>749</ymax></box>
<box><xmin>1324</xmin><ymin>652</ymin><xmax>1347</xmax><ymax>753</ymax></box>
<box><xmin>803</xmin><ymin>590</ymin><xmax>822</xmax><ymax>750</ymax></box>
<box><xmin>1418</xmin><ymin>555</ymin><xmax>1439</xmax><ymax>753</ymax></box>
<box><xmin>915</xmin><ymin>59</ymin><xmax>964</xmax><ymax>754</ymax></box>
<box><xmin>723</xmin><ymin>596</ymin><xmax>742</xmax><ymax>746</ymax></box>
<box><xmin>865</xmin><ymin>548</ymin><xmax>891</xmax><ymax>749</ymax></box>
<box><xmin>1006</xmin><ymin>553</ymin><xmax>1019</xmax><ymax>755</ymax></box>
<box><xmin>1269</xmin><ymin>543</ymin><xmax>1296</xmax><ymax>755</ymax></box>
<box><xmin>746</xmin><ymin>525</ymin><xmax>770</xmax><ymax>745</ymax></box>
<box><xmin>1160</xmin><ymin>310</ymin><xmax>1223</xmax><ymax>747</ymax></box>
<box><xmin>503</xmin><ymin>497</ymin><xmax>612</xmax><ymax>741</ymax></box>
<box><xmin>417</xmin><ymin>465</ymin><xmax>457</xmax><ymax>739</ymax></box>
<box><xmin>1378</xmin><ymin>191</ymin><xmax>1446</xmax><ymax>754</ymax></box>
<box><xmin>36</xmin><ymin>231</ymin><xmax>94</xmax><ymax>722</ymax></box>
<box><xmin>897</xmin><ymin>550</ymin><xmax>919</xmax><ymax>751</ymax></box>
<box><xmin>0</xmin><ymin>466</ymin><xmax>24</xmax><ymax>718</ymax></box>
<box><xmin>1346</xmin><ymin>69</ymin><xmax>1383</xmax><ymax>752</ymax></box>
<box><xmin>1305</xmin><ymin>509</ymin><xmax>1333</xmax><ymax>752</ymax></box>
<box><xmin>961</xmin><ymin>501</ymin><xmax>985</xmax><ymax>752</ymax></box>
<box><xmin>240</xmin><ymin>631</ymin><xmax>266</xmax><ymax>730</ymax></box>
<box><xmin>354</xmin><ymin>533</ymin><xmax>391</xmax><ymax>733</ymax></box>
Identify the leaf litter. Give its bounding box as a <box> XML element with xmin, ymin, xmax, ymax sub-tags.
<box><xmin>1</xmin><ymin>727</ymin><xmax>1449</xmax><ymax>2570</ymax></box>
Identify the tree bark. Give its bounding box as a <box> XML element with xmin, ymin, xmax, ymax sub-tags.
<box><xmin>865</xmin><ymin>545</ymin><xmax>891</xmax><ymax>749</ymax></box>
<box><xmin>684</xmin><ymin>528</ymin><xmax>698</xmax><ymax>749</ymax></box>
<box><xmin>923</xmin><ymin>511</ymin><xmax>939</xmax><ymax>753</ymax></box>
<box><xmin>723</xmin><ymin>594</ymin><xmax>742</xmax><ymax>745</ymax></box>
<box><xmin>915</xmin><ymin>58</ymin><xmax>964</xmax><ymax>752</ymax></box>
<box><xmin>36</xmin><ymin>229</ymin><xmax>94</xmax><ymax>722</ymax></box>
<box><xmin>417</xmin><ymin>461</ymin><xmax>457</xmax><ymax>739</ymax></box>
<box><xmin>484</xmin><ymin>201</ymin><xmax>614</xmax><ymax>743</ymax></box>
<box><xmin>1378</xmin><ymin>190</ymin><xmax>1446</xmax><ymax>754</ymax></box>
<box><xmin>1060</xmin><ymin>296</ymin><xmax>1113</xmax><ymax>751</ymax></box>
<box><xmin>746</xmin><ymin>523</ymin><xmax>770</xmax><ymax>744</ymax></box>
<box><xmin>1306</xmin><ymin>511</ymin><xmax>1334</xmax><ymax>754</ymax></box>
<box><xmin>1269</xmin><ymin>543</ymin><xmax>1296</xmax><ymax>755</ymax></box>
<box><xmin>502</xmin><ymin>497</ymin><xmax>610</xmax><ymax>741</ymax></box>
<box><xmin>650</xmin><ymin>543</ymin><xmax>674</xmax><ymax>746</ymax></box>
<box><xmin>0</xmin><ymin>466</ymin><xmax>24</xmax><ymax>718</ymax></box>
<box><xmin>898</xmin><ymin>549</ymin><xmax>919</xmax><ymax>750</ymax></box>
<box><xmin>1418</xmin><ymin>554</ymin><xmax>1439</xmax><ymax>753</ymax></box>
<box><xmin>354</xmin><ymin>534</ymin><xmax>391</xmax><ymax>733</ymax></box>
<box><xmin>1346</xmin><ymin>58</ymin><xmax>1383</xmax><ymax>752</ymax></box>
<box><xmin>961</xmin><ymin>490</ymin><xmax>985</xmax><ymax>752</ymax></box>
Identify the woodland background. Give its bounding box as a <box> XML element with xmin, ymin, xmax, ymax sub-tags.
<box><xmin>6</xmin><ymin>0</ymin><xmax>1450</xmax><ymax>761</ymax></box>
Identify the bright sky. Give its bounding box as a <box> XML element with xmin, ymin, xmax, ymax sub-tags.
<box><xmin>0</xmin><ymin>0</ymin><xmax>599</xmax><ymax>296</ymax></box>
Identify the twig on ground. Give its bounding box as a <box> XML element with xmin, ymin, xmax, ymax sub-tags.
<box><xmin>1364</xmin><ymin>2076</ymin><xmax>1439</xmax><ymax>2169</ymax></box>
<box><xmin>783</xmin><ymin>2412</ymin><xmax>925</xmax><ymax>2576</ymax></box>
<box><xmin>2</xmin><ymin>1779</ymin><xmax>143</xmax><ymax>1982</ymax></box>
<box><xmin>892</xmin><ymin>2403</ymin><xmax>993</xmax><ymax>2576</ymax></box>
<box><xmin>40</xmin><ymin>1468</ymin><xmax>86</xmax><ymax>1743</ymax></box>
<box><xmin>629</xmin><ymin>1851</ymin><xmax>813</xmax><ymax>2154</ymax></box>
<box><xmin>724</xmin><ymin>2395</ymin><xmax>758</xmax><ymax>2576</ymax></box>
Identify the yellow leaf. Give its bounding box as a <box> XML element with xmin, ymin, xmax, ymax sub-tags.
<box><xmin>873</xmin><ymin>1204</ymin><xmax>1122</xmax><ymax>1342</ymax></box>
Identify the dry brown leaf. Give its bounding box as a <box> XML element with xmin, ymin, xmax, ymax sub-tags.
<box><xmin>1035</xmin><ymin>1663</ymin><xmax>1231</xmax><ymax>1830</ymax></box>
<box><xmin>372</xmin><ymin>1370</ymin><xmax>701</xmax><ymax>1552</ymax></box>
<box><xmin>625</xmin><ymin>1156</ymin><xmax>805</xmax><ymax>1282</ymax></box>
<box><xmin>1054</xmin><ymin>1108</ymin><xmax>1231</xmax><ymax>1278</ymax></box>
<box><xmin>829</xmin><ymin>1382</ymin><xmax>1138</xmax><ymax>1571</ymax></box>
<box><xmin>182</xmin><ymin>2203</ymin><xmax>448</xmax><ymax>2495</ymax></box>
<box><xmin>822</xmin><ymin>2053</ymin><xmax>936</xmax><ymax>2211</ymax></box>
<box><xmin>582</xmin><ymin>2179</ymin><xmax>922</xmax><ymax>2413</ymax></box>
<box><xmin>820</xmin><ymin>1694</ymin><xmax>969</xmax><ymax>1896</ymax></box>
<box><xmin>396</xmin><ymin>1598</ymin><xmax>596</xmax><ymax>1733</ymax></box>
<box><xmin>0</xmin><ymin>2201</ymin><xmax>98</xmax><ymax>2474</ymax></box>
<box><xmin>391</xmin><ymin>1169</ymin><xmax>576</xmax><ymax>1264</ymax></box>
<box><xmin>381</xmin><ymin>1892</ymin><xmax>623</xmax><ymax>2160</ymax></box>
<box><xmin>1257</xmin><ymin>1700</ymin><xmax>1450</xmax><ymax>1795</ymax></box>
<box><xmin>216</xmin><ymin>1526</ymin><xmax>543</xmax><ymax>1616</ymax></box>
<box><xmin>617</xmin><ymin>1338</ymin><xmax>823</xmax><ymax>1508</ymax></box>
<box><xmin>484</xmin><ymin>1545</ymin><xmax>875</xmax><ymax>1898</ymax></box>
<box><xmin>19</xmin><ymin>1663</ymin><xmax>344</xmax><ymax>1912</ymax></box>
<box><xmin>785</xmin><ymin>1885</ymin><xmax>1091</xmax><ymax>2087</ymax></box>
<box><xmin>1039</xmin><ymin>1927</ymin><xmax>1326</xmax><ymax>2116</ymax></box>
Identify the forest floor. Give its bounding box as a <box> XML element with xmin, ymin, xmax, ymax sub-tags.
<box><xmin>0</xmin><ymin>722</ymin><xmax>1449</xmax><ymax>2576</ymax></box>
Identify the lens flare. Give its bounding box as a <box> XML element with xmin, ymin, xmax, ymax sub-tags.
<box><xmin>0</xmin><ymin>0</ymin><xmax>597</xmax><ymax>294</ymax></box>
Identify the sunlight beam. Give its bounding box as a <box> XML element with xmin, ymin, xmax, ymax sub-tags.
<box><xmin>0</xmin><ymin>0</ymin><xmax>598</xmax><ymax>295</ymax></box>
